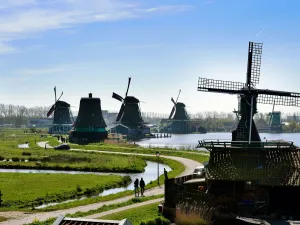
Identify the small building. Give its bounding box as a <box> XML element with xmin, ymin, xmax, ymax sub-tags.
<box><xmin>28</xmin><ymin>118</ymin><xmax>53</xmax><ymax>128</ymax></box>
<box><xmin>108</xmin><ymin>124</ymin><xmax>151</xmax><ymax>137</ymax></box>
<box><xmin>53</xmin><ymin>215</ymin><xmax>133</xmax><ymax>225</ymax></box>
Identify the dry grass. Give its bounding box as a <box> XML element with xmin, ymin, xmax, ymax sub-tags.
<box><xmin>175</xmin><ymin>210</ymin><xmax>207</xmax><ymax>225</ymax></box>
<box><xmin>175</xmin><ymin>201</ymin><xmax>215</xmax><ymax>225</ymax></box>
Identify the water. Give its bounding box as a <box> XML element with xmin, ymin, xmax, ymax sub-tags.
<box><xmin>1</xmin><ymin>161</ymin><xmax>172</xmax><ymax>209</ymax></box>
<box><xmin>137</xmin><ymin>132</ymin><xmax>300</xmax><ymax>149</ymax></box>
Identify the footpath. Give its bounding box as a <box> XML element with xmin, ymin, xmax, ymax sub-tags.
<box><xmin>0</xmin><ymin>142</ymin><xmax>202</xmax><ymax>225</ymax></box>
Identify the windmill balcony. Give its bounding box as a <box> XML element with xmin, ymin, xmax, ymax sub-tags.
<box><xmin>196</xmin><ymin>139</ymin><xmax>295</xmax><ymax>151</ymax></box>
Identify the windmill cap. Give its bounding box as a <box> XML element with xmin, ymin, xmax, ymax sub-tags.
<box><xmin>89</xmin><ymin>93</ymin><xmax>92</xmax><ymax>98</ymax></box>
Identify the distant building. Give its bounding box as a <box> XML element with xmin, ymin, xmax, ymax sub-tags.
<box><xmin>27</xmin><ymin>118</ymin><xmax>53</xmax><ymax>128</ymax></box>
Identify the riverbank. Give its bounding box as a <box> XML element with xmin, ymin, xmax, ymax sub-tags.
<box><xmin>0</xmin><ymin>152</ymin><xmax>201</xmax><ymax>225</ymax></box>
<box><xmin>0</xmin><ymin>173</ymin><xmax>130</xmax><ymax>210</ymax></box>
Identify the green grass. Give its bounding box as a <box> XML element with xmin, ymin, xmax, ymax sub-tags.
<box><xmin>24</xmin><ymin>195</ymin><xmax>164</xmax><ymax>225</ymax></box>
<box><xmin>99</xmin><ymin>202</ymin><xmax>161</xmax><ymax>225</ymax></box>
<box><xmin>0</xmin><ymin>130</ymin><xmax>148</xmax><ymax>173</ymax></box>
<box><xmin>69</xmin><ymin>142</ymin><xmax>209</xmax><ymax>164</ymax></box>
<box><xmin>0</xmin><ymin>128</ymin><xmax>207</xmax><ymax>212</ymax></box>
<box><xmin>0</xmin><ymin>151</ymin><xmax>146</xmax><ymax>173</ymax></box>
<box><xmin>36</xmin><ymin>156</ymin><xmax>184</xmax><ymax>212</ymax></box>
<box><xmin>67</xmin><ymin>194</ymin><xmax>164</xmax><ymax>218</ymax></box>
<box><xmin>0</xmin><ymin>173</ymin><xmax>130</xmax><ymax>209</ymax></box>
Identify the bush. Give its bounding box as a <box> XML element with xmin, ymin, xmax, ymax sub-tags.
<box><xmin>11</xmin><ymin>157</ymin><xmax>20</xmax><ymax>162</ymax></box>
<box><xmin>140</xmin><ymin>217</ymin><xmax>170</xmax><ymax>225</ymax></box>
<box><xmin>22</xmin><ymin>152</ymin><xmax>32</xmax><ymax>156</ymax></box>
<box><xmin>0</xmin><ymin>156</ymin><xmax>4</xmax><ymax>161</ymax></box>
<box><xmin>28</xmin><ymin>157</ymin><xmax>38</xmax><ymax>162</ymax></box>
<box><xmin>76</xmin><ymin>185</ymin><xmax>82</xmax><ymax>192</ymax></box>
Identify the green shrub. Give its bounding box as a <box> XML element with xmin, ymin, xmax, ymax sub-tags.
<box><xmin>146</xmin><ymin>220</ymin><xmax>156</xmax><ymax>225</ymax></box>
<box><xmin>11</xmin><ymin>157</ymin><xmax>20</xmax><ymax>162</ymax></box>
<box><xmin>22</xmin><ymin>152</ymin><xmax>32</xmax><ymax>156</ymax></box>
<box><xmin>76</xmin><ymin>185</ymin><xmax>82</xmax><ymax>192</ymax></box>
<box><xmin>28</xmin><ymin>157</ymin><xmax>38</xmax><ymax>162</ymax></box>
<box><xmin>0</xmin><ymin>156</ymin><xmax>4</xmax><ymax>161</ymax></box>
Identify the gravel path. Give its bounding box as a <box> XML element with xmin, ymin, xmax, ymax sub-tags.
<box><xmin>0</xmin><ymin>143</ymin><xmax>202</xmax><ymax>225</ymax></box>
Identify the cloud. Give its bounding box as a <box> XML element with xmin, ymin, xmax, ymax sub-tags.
<box><xmin>0</xmin><ymin>0</ymin><xmax>37</xmax><ymax>9</ymax></box>
<box><xmin>0</xmin><ymin>0</ymin><xmax>192</xmax><ymax>53</ymax></box>
<box><xmin>0</xmin><ymin>42</ymin><xmax>18</xmax><ymax>54</ymax></box>
<box><xmin>15</xmin><ymin>63</ymin><xmax>92</xmax><ymax>76</ymax></box>
<box><xmin>3</xmin><ymin>62</ymin><xmax>93</xmax><ymax>82</ymax></box>
<box><xmin>83</xmin><ymin>41</ymin><xmax>115</xmax><ymax>47</ymax></box>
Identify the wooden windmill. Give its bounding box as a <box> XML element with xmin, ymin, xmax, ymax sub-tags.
<box><xmin>198</xmin><ymin>42</ymin><xmax>300</xmax><ymax>144</ymax></box>
<box><xmin>46</xmin><ymin>86</ymin><xmax>73</xmax><ymax>134</ymax></box>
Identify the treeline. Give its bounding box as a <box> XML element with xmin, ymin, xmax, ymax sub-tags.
<box><xmin>0</xmin><ymin>104</ymin><xmax>49</xmax><ymax>126</ymax></box>
<box><xmin>0</xmin><ymin>103</ymin><xmax>299</xmax><ymax>128</ymax></box>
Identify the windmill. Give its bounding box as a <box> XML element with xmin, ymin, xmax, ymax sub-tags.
<box><xmin>197</xmin><ymin>41</ymin><xmax>300</xmax><ymax>144</ymax></box>
<box><xmin>268</xmin><ymin>100</ymin><xmax>282</xmax><ymax>133</ymax></box>
<box><xmin>47</xmin><ymin>86</ymin><xmax>73</xmax><ymax>134</ymax></box>
<box><xmin>166</xmin><ymin>90</ymin><xmax>190</xmax><ymax>134</ymax></box>
<box><xmin>69</xmin><ymin>93</ymin><xmax>107</xmax><ymax>144</ymax></box>
<box><xmin>194</xmin><ymin>42</ymin><xmax>300</xmax><ymax>219</ymax></box>
<box><xmin>168</xmin><ymin>90</ymin><xmax>189</xmax><ymax>121</ymax></box>
<box><xmin>112</xmin><ymin>77</ymin><xmax>149</xmax><ymax>137</ymax></box>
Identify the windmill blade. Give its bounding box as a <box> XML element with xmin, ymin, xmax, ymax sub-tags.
<box><xmin>257</xmin><ymin>91</ymin><xmax>300</xmax><ymax>107</ymax></box>
<box><xmin>112</xmin><ymin>92</ymin><xmax>124</xmax><ymax>102</ymax></box>
<box><xmin>171</xmin><ymin>97</ymin><xmax>176</xmax><ymax>105</ymax></box>
<box><xmin>46</xmin><ymin>104</ymin><xmax>55</xmax><ymax>117</ymax></box>
<box><xmin>198</xmin><ymin>78</ymin><xmax>245</xmax><ymax>95</ymax></box>
<box><xmin>246</xmin><ymin>42</ymin><xmax>263</xmax><ymax>87</ymax></box>
<box><xmin>176</xmin><ymin>89</ymin><xmax>181</xmax><ymax>103</ymax></box>
<box><xmin>116</xmin><ymin>104</ymin><xmax>125</xmax><ymax>121</ymax></box>
<box><xmin>125</xmin><ymin>77</ymin><xmax>131</xmax><ymax>97</ymax></box>
<box><xmin>272</xmin><ymin>99</ymin><xmax>275</xmax><ymax>112</ymax></box>
<box><xmin>54</xmin><ymin>86</ymin><xmax>57</xmax><ymax>102</ymax></box>
<box><xmin>57</xmin><ymin>92</ymin><xmax>63</xmax><ymax>102</ymax></box>
<box><xmin>168</xmin><ymin>106</ymin><xmax>175</xmax><ymax>119</ymax></box>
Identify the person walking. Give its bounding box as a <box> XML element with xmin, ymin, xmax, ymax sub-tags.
<box><xmin>134</xmin><ymin>178</ymin><xmax>139</xmax><ymax>197</ymax></box>
<box><xmin>140</xmin><ymin>178</ymin><xmax>145</xmax><ymax>196</ymax></box>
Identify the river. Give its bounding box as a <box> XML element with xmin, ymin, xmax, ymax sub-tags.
<box><xmin>137</xmin><ymin>132</ymin><xmax>300</xmax><ymax>149</ymax></box>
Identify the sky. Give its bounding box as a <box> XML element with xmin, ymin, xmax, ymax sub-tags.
<box><xmin>1</xmin><ymin>0</ymin><xmax>300</xmax><ymax>115</ymax></box>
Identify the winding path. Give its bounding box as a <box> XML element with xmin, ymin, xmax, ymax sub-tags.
<box><xmin>0</xmin><ymin>142</ymin><xmax>203</xmax><ymax>225</ymax></box>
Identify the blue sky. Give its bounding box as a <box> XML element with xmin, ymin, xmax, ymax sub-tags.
<box><xmin>1</xmin><ymin>0</ymin><xmax>300</xmax><ymax>115</ymax></box>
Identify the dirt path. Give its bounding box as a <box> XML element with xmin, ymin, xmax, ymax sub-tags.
<box><xmin>0</xmin><ymin>143</ymin><xmax>202</xmax><ymax>225</ymax></box>
<box><xmin>37</xmin><ymin>141</ymin><xmax>53</xmax><ymax>149</ymax></box>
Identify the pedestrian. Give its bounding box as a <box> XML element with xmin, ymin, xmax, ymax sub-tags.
<box><xmin>134</xmin><ymin>178</ymin><xmax>139</xmax><ymax>197</ymax></box>
<box><xmin>140</xmin><ymin>178</ymin><xmax>145</xmax><ymax>196</ymax></box>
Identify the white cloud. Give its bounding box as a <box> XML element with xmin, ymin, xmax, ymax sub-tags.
<box><xmin>0</xmin><ymin>42</ymin><xmax>17</xmax><ymax>54</ymax></box>
<box><xmin>0</xmin><ymin>0</ymin><xmax>192</xmax><ymax>53</ymax></box>
<box><xmin>0</xmin><ymin>0</ymin><xmax>37</xmax><ymax>9</ymax></box>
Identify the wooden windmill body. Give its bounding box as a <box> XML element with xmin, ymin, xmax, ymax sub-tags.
<box><xmin>111</xmin><ymin>77</ymin><xmax>150</xmax><ymax>138</ymax></box>
<box><xmin>69</xmin><ymin>93</ymin><xmax>107</xmax><ymax>144</ymax></box>
<box><xmin>47</xmin><ymin>86</ymin><xmax>73</xmax><ymax>134</ymax></box>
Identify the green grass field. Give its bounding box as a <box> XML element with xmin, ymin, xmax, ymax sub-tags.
<box><xmin>0</xmin><ymin>173</ymin><xmax>130</xmax><ymax>209</ymax></box>
<box><xmin>0</xmin><ymin>128</ymin><xmax>208</xmax><ymax>212</ymax></box>
<box><xmin>99</xmin><ymin>202</ymin><xmax>161</xmax><ymax>225</ymax></box>
<box><xmin>69</xmin><ymin>142</ymin><xmax>209</xmax><ymax>163</ymax></box>
<box><xmin>0</xmin><ymin>130</ymin><xmax>147</xmax><ymax>173</ymax></box>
